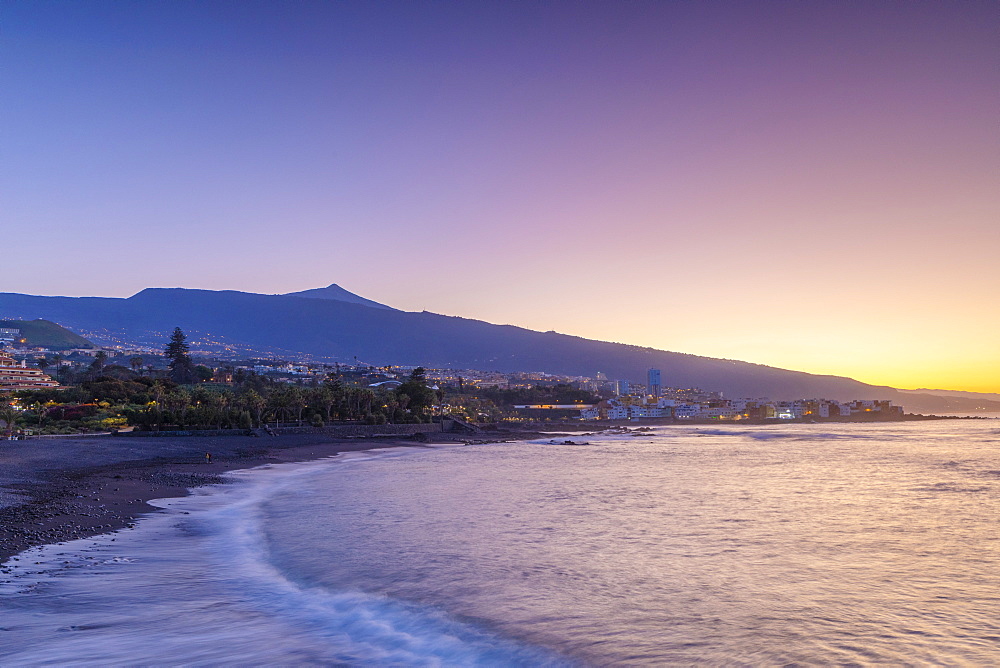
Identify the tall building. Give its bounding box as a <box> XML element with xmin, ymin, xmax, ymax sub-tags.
<box><xmin>615</xmin><ymin>379</ymin><xmax>630</xmax><ymax>396</ymax></box>
<box><xmin>647</xmin><ymin>368</ymin><xmax>661</xmax><ymax>398</ymax></box>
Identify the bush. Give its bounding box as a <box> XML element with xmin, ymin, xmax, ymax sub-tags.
<box><xmin>46</xmin><ymin>404</ymin><xmax>100</xmax><ymax>421</ymax></box>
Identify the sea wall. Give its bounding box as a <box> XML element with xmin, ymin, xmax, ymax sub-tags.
<box><xmin>116</xmin><ymin>423</ymin><xmax>445</xmax><ymax>439</ymax></box>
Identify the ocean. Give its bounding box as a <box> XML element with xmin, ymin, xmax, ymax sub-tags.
<box><xmin>2</xmin><ymin>421</ymin><xmax>998</xmax><ymax>665</ymax></box>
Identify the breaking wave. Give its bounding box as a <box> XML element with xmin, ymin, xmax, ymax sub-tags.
<box><xmin>0</xmin><ymin>455</ymin><xmax>568</xmax><ymax>666</ymax></box>
<box><xmin>683</xmin><ymin>428</ymin><xmax>882</xmax><ymax>441</ymax></box>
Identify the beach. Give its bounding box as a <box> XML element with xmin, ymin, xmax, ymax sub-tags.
<box><xmin>0</xmin><ymin>429</ymin><xmax>514</xmax><ymax>565</ymax></box>
<box><xmin>0</xmin><ymin>418</ymin><xmax>964</xmax><ymax>565</ymax></box>
<box><xmin>1</xmin><ymin>420</ymin><xmax>998</xmax><ymax>664</ymax></box>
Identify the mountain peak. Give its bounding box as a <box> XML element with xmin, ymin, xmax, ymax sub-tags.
<box><xmin>281</xmin><ymin>284</ymin><xmax>396</xmax><ymax>310</ymax></box>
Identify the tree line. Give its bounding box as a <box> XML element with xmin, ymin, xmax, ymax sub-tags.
<box><xmin>3</xmin><ymin>328</ymin><xmax>443</xmax><ymax>434</ymax></box>
<box><xmin>10</xmin><ymin>367</ymin><xmax>440</xmax><ymax>433</ymax></box>
<box><xmin>3</xmin><ymin>327</ymin><xmax>603</xmax><ymax>435</ymax></box>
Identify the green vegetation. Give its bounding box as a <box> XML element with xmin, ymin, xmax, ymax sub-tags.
<box><xmin>436</xmin><ymin>383</ymin><xmax>602</xmax><ymax>423</ymax></box>
<box><xmin>3</xmin><ymin>366</ymin><xmax>605</xmax><ymax>435</ymax></box>
<box><xmin>0</xmin><ymin>319</ymin><xmax>97</xmax><ymax>350</ymax></box>
<box><xmin>3</xmin><ymin>367</ymin><xmax>447</xmax><ymax>435</ymax></box>
<box><xmin>0</xmin><ymin>401</ymin><xmax>17</xmax><ymax>439</ymax></box>
<box><xmin>165</xmin><ymin>327</ymin><xmax>197</xmax><ymax>384</ymax></box>
<box><xmin>0</xmin><ymin>328</ymin><xmax>606</xmax><ymax>435</ymax></box>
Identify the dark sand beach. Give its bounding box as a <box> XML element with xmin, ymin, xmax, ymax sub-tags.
<box><xmin>0</xmin><ymin>417</ymin><xmax>944</xmax><ymax>565</ymax></box>
<box><xmin>0</xmin><ymin>430</ymin><xmax>520</xmax><ymax>565</ymax></box>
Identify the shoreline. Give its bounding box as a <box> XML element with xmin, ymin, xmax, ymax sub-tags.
<box><xmin>2</xmin><ymin>416</ymin><xmax>980</xmax><ymax>566</ymax></box>
<box><xmin>0</xmin><ymin>430</ymin><xmax>529</xmax><ymax>566</ymax></box>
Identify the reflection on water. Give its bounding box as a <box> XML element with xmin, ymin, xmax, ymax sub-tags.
<box><xmin>1</xmin><ymin>420</ymin><xmax>998</xmax><ymax>665</ymax></box>
<box><xmin>263</xmin><ymin>421</ymin><xmax>1000</xmax><ymax>665</ymax></box>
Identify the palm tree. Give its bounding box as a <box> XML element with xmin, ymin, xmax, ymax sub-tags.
<box><xmin>358</xmin><ymin>388</ymin><xmax>376</xmax><ymax>417</ymax></box>
<box><xmin>268</xmin><ymin>386</ymin><xmax>292</xmax><ymax>426</ymax></box>
<box><xmin>214</xmin><ymin>391</ymin><xmax>231</xmax><ymax>429</ymax></box>
<box><xmin>238</xmin><ymin>389</ymin><xmax>267</xmax><ymax>428</ymax></box>
<box><xmin>310</xmin><ymin>386</ymin><xmax>336</xmax><ymax>423</ymax></box>
<box><xmin>88</xmin><ymin>350</ymin><xmax>108</xmax><ymax>378</ymax></box>
<box><xmin>130</xmin><ymin>356</ymin><xmax>145</xmax><ymax>376</ymax></box>
<box><xmin>164</xmin><ymin>388</ymin><xmax>191</xmax><ymax>427</ymax></box>
<box><xmin>150</xmin><ymin>381</ymin><xmax>168</xmax><ymax>431</ymax></box>
<box><xmin>1</xmin><ymin>400</ymin><xmax>18</xmax><ymax>440</ymax></box>
<box><xmin>287</xmin><ymin>386</ymin><xmax>308</xmax><ymax>425</ymax></box>
<box><xmin>31</xmin><ymin>400</ymin><xmax>47</xmax><ymax>428</ymax></box>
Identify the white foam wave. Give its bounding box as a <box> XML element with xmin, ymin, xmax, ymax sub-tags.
<box><xmin>199</xmin><ymin>464</ymin><xmax>564</xmax><ymax>666</ymax></box>
<box><xmin>684</xmin><ymin>427</ymin><xmax>886</xmax><ymax>441</ymax></box>
<box><xmin>0</xmin><ymin>453</ymin><xmax>567</xmax><ymax>666</ymax></box>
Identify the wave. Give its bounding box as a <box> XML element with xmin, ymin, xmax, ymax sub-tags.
<box><xmin>685</xmin><ymin>428</ymin><xmax>878</xmax><ymax>441</ymax></box>
<box><xmin>529</xmin><ymin>426</ymin><xmax>891</xmax><ymax>444</ymax></box>
<box><xmin>0</xmin><ymin>456</ymin><xmax>568</xmax><ymax>666</ymax></box>
<box><xmin>200</xmin><ymin>468</ymin><xmax>565</xmax><ymax>666</ymax></box>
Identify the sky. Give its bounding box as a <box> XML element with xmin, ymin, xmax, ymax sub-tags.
<box><xmin>2</xmin><ymin>1</ymin><xmax>998</xmax><ymax>392</ymax></box>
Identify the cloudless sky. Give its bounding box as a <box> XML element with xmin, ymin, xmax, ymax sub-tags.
<box><xmin>2</xmin><ymin>1</ymin><xmax>998</xmax><ymax>392</ymax></box>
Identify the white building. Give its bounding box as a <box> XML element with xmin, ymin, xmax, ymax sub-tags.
<box><xmin>704</xmin><ymin>406</ymin><xmax>739</xmax><ymax>419</ymax></box>
<box><xmin>673</xmin><ymin>404</ymin><xmax>703</xmax><ymax>419</ymax></box>
<box><xmin>607</xmin><ymin>406</ymin><xmax>629</xmax><ymax>420</ymax></box>
<box><xmin>631</xmin><ymin>406</ymin><xmax>666</xmax><ymax>418</ymax></box>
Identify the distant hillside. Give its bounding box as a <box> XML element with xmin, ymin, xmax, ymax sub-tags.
<box><xmin>898</xmin><ymin>388</ymin><xmax>1000</xmax><ymax>402</ymax></box>
<box><xmin>1</xmin><ymin>286</ymin><xmax>990</xmax><ymax>414</ymax></box>
<box><xmin>0</xmin><ymin>287</ymin><xmax>905</xmax><ymax>402</ymax></box>
<box><xmin>893</xmin><ymin>389</ymin><xmax>1000</xmax><ymax>414</ymax></box>
<box><xmin>281</xmin><ymin>283</ymin><xmax>396</xmax><ymax>310</ymax></box>
<box><xmin>0</xmin><ymin>319</ymin><xmax>98</xmax><ymax>350</ymax></box>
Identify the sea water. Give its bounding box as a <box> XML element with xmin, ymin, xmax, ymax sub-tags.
<box><xmin>1</xmin><ymin>421</ymin><xmax>998</xmax><ymax>665</ymax></box>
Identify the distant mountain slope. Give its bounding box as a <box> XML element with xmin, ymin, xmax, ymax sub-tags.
<box><xmin>893</xmin><ymin>388</ymin><xmax>1000</xmax><ymax>414</ymax></box>
<box><xmin>898</xmin><ymin>388</ymin><xmax>1000</xmax><ymax>402</ymax></box>
<box><xmin>0</xmin><ymin>287</ymin><xmax>895</xmax><ymax>400</ymax></box>
<box><xmin>0</xmin><ymin>287</ymin><xmax>985</xmax><ymax>413</ymax></box>
<box><xmin>0</xmin><ymin>318</ymin><xmax>98</xmax><ymax>350</ymax></box>
<box><xmin>281</xmin><ymin>284</ymin><xmax>396</xmax><ymax>310</ymax></box>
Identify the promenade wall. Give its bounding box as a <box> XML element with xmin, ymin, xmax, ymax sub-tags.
<box><xmin>115</xmin><ymin>423</ymin><xmax>445</xmax><ymax>439</ymax></box>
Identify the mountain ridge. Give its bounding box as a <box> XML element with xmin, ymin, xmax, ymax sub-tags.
<box><xmin>0</xmin><ymin>286</ymin><xmax>994</xmax><ymax>413</ymax></box>
<box><xmin>280</xmin><ymin>283</ymin><xmax>395</xmax><ymax>310</ymax></box>
<box><xmin>897</xmin><ymin>388</ymin><xmax>1000</xmax><ymax>402</ymax></box>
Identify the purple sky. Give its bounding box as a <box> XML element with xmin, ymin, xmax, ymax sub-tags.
<box><xmin>2</xmin><ymin>1</ymin><xmax>998</xmax><ymax>391</ymax></box>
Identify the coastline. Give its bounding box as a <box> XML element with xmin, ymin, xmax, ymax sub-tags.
<box><xmin>2</xmin><ymin>415</ymin><xmax>981</xmax><ymax>566</ymax></box>
<box><xmin>3</xmin><ymin>421</ymin><xmax>995</xmax><ymax>665</ymax></box>
<box><xmin>0</xmin><ymin>430</ymin><xmax>520</xmax><ymax>566</ymax></box>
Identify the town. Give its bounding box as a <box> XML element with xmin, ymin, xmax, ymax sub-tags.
<box><xmin>574</xmin><ymin>368</ymin><xmax>903</xmax><ymax>421</ymax></box>
<box><xmin>1</xmin><ymin>322</ymin><xmax>906</xmax><ymax>437</ymax></box>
